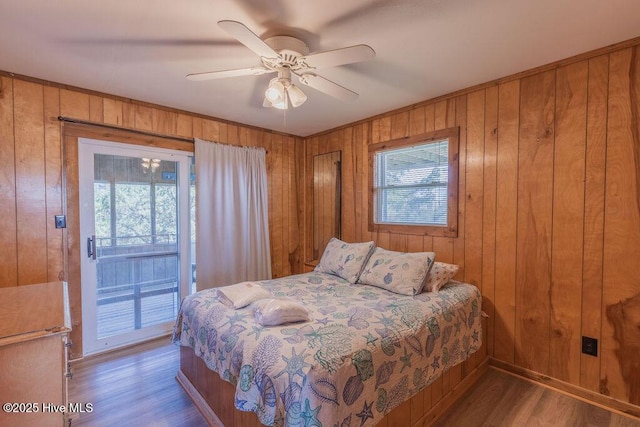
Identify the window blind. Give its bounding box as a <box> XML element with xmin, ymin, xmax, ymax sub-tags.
<box><xmin>374</xmin><ymin>140</ymin><xmax>449</xmax><ymax>226</ymax></box>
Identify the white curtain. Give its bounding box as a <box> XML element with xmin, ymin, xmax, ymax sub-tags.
<box><xmin>195</xmin><ymin>138</ymin><xmax>271</xmax><ymax>290</ymax></box>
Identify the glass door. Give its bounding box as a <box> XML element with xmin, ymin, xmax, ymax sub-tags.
<box><xmin>79</xmin><ymin>138</ymin><xmax>193</xmax><ymax>355</ymax></box>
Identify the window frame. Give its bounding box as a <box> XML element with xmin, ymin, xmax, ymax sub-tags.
<box><xmin>368</xmin><ymin>126</ymin><xmax>459</xmax><ymax>237</ymax></box>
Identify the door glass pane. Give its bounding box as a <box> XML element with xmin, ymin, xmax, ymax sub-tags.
<box><xmin>115</xmin><ymin>183</ymin><xmax>152</xmax><ymax>245</ymax></box>
<box><xmin>94</xmin><ymin>182</ymin><xmax>111</xmax><ymax>242</ymax></box>
<box><xmin>93</xmin><ymin>154</ymin><xmax>180</xmax><ymax>340</ymax></box>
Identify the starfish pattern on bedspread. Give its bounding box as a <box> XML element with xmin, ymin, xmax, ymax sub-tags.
<box><xmin>173</xmin><ymin>273</ymin><xmax>482</xmax><ymax>426</ymax></box>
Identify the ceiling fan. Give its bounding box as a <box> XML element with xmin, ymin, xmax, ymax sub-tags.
<box><xmin>187</xmin><ymin>20</ymin><xmax>375</xmax><ymax>110</ymax></box>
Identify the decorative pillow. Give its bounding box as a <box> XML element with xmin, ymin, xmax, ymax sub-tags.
<box><xmin>357</xmin><ymin>247</ymin><xmax>435</xmax><ymax>296</ymax></box>
<box><xmin>253</xmin><ymin>298</ymin><xmax>310</xmax><ymax>326</ymax></box>
<box><xmin>314</xmin><ymin>238</ymin><xmax>375</xmax><ymax>283</ymax></box>
<box><xmin>423</xmin><ymin>262</ymin><xmax>459</xmax><ymax>292</ymax></box>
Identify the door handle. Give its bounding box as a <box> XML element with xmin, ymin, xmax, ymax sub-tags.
<box><xmin>87</xmin><ymin>235</ymin><xmax>96</xmax><ymax>260</ymax></box>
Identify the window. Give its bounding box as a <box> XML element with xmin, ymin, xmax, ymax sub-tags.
<box><xmin>368</xmin><ymin>127</ymin><xmax>459</xmax><ymax>237</ymax></box>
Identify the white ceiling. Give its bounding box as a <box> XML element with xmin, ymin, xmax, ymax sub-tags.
<box><xmin>1</xmin><ymin>0</ymin><xmax>639</xmax><ymax>137</ymax></box>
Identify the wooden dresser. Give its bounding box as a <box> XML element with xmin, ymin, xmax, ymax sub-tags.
<box><xmin>0</xmin><ymin>282</ymin><xmax>72</xmax><ymax>427</ymax></box>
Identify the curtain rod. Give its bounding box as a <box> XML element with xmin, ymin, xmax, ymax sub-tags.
<box><xmin>58</xmin><ymin>116</ymin><xmax>195</xmax><ymax>144</ymax></box>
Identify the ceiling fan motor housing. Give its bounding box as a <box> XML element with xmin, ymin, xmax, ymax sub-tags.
<box><xmin>262</xmin><ymin>36</ymin><xmax>310</xmax><ymax>69</ymax></box>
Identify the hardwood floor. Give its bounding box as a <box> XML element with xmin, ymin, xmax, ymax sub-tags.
<box><xmin>69</xmin><ymin>336</ymin><xmax>206</xmax><ymax>426</ymax></box>
<box><xmin>434</xmin><ymin>369</ymin><xmax>640</xmax><ymax>427</ymax></box>
<box><xmin>70</xmin><ymin>338</ymin><xmax>640</xmax><ymax>426</ymax></box>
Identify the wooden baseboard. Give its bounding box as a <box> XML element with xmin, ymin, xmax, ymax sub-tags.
<box><xmin>176</xmin><ymin>370</ymin><xmax>224</xmax><ymax>427</ymax></box>
<box><xmin>489</xmin><ymin>357</ymin><xmax>640</xmax><ymax>421</ymax></box>
<box><xmin>414</xmin><ymin>357</ymin><xmax>490</xmax><ymax>426</ymax></box>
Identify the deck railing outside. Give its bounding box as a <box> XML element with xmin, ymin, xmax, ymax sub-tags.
<box><xmin>95</xmin><ymin>234</ymin><xmax>180</xmax><ymax>339</ymax></box>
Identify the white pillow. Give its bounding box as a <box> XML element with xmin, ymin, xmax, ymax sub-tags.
<box><xmin>253</xmin><ymin>298</ymin><xmax>310</xmax><ymax>326</ymax></box>
<box><xmin>423</xmin><ymin>262</ymin><xmax>459</xmax><ymax>292</ymax></box>
<box><xmin>314</xmin><ymin>238</ymin><xmax>375</xmax><ymax>283</ymax></box>
<box><xmin>357</xmin><ymin>247</ymin><xmax>435</xmax><ymax>296</ymax></box>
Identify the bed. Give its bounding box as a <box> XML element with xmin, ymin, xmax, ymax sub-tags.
<box><xmin>173</xmin><ymin>268</ymin><xmax>482</xmax><ymax>426</ymax></box>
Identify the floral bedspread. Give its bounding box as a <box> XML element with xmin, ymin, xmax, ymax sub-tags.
<box><xmin>173</xmin><ymin>272</ymin><xmax>482</xmax><ymax>427</ymax></box>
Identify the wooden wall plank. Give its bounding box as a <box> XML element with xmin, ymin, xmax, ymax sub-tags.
<box><xmin>121</xmin><ymin>102</ymin><xmax>135</xmax><ymax>128</ymax></box>
<box><xmin>0</xmin><ymin>76</ymin><xmax>18</xmax><ymax>286</ymax></box>
<box><xmin>60</xmin><ymin>89</ymin><xmax>90</xmax><ymax>120</ymax></box>
<box><xmin>102</xmin><ymin>98</ymin><xmax>123</xmax><ymax>126</ymax></box>
<box><xmin>262</xmin><ymin>132</ymin><xmax>274</xmax><ymax>272</ymax></box>
<box><xmin>430</xmin><ymin>99</ymin><xmax>453</xmax><ymax>402</ymax></box>
<box><xmin>14</xmin><ymin>80</ymin><xmax>48</xmax><ymax>285</ymax></box>
<box><xmin>580</xmin><ymin>54</ymin><xmax>609</xmax><ymax>393</ymax></box>
<box><xmin>550</xmin><ymin>60</ymin><xmax>588</xmax><ymax>385</ymax></box>
<box><xmin>134</xmin><ymin>104</ymin><xmax>153</xmax><ymax>131</ymax></box>
<box><xmin>356</xmin><ymin>124</ymin><xmax>370</xmax><ymax>244</ymax></box>
<box><xmin>463</xmin><ymin>91</ymin><xmax>484</xmax><ymax>374</ymax></box>
<box><xmin>482</xmin><ymin>85</ymin><xmax>498</xmax><ymax>358</ymax></box>
<box><xmin>341</xmin><ymin>127</ymin><xmax>356</xmax><ymax>244</ymax></box>
<box><xmin>390</xmin><ymin>111</ymin><xmax>409</xmax><ymax>140</ymax></box>
<box><xmin>89</xmin><ymin>95</ymin><xmax>103</xmax><ymax>123</ymax></box>
<box><xmin>271</xmin><ymin>134</ymin><xmax>283</xmax><ymax>277</ymax></box>
<box><xmin>226</xmin><ymin>124</ymin><xmax>237</xmax><ymax>145</ymax></box>
<box><xmin>515</xmin><ymin>70</ymin><xmax>556</xmax><ymax>374</ymax></box>
<box><xmin>201</xmin><ymin>119</ymin><xmax>219</xmax><ymax>141</ymax></box>
<box><xmin>291</xmin><ymin>137</ymin><xmax>303</xmax><ymax>273</ymax></box>
<box><xmin>44</xmin><ymin>86</ymin><xmax>63</xmax><ymax>282</ymax></box>
<box><xmin>409</xmin><ymin>106</ymin><xmax>426</xmax><ymax>136</ymax></box>
<box><xmin>602</xmin><ymin>47</ymin><xmax>640</xmax><ymax>405</ymax></box>
<box><xmin>218</xmin><ymin>120</ymin><xmax>229</xmax><ymax>141</ymax></box>
<box><xmin>282</xmin><ymin>135</ymin><xmax>291</xmax><ymax>276</ymax></box>
<box><xmin>152</xmin><ymin>109</ymin><xmax>177</xmax><ymax>135</ymax></box>
<box><xmin>303</xmin><ymin>137</ymin><xmax>314</xmax><ymax>260</ymax></box>
<box><xmin>493</xmin><ymin>80</ymin><xmax>520</xmax><ymax>363</ymax></box>
<box><xmin>464</xmin><ymin>90</ymin><xmax>484</xmax><ymax>291</ymax></box>
<box><xmin>346</xmin><ymin>130</ymin><xmax>358</xmax><ymax>246</ymax></box>
<box><xmin>432</xmin><ymin>99</ymin><xmax>455</xmax><ymax>267</ymax></box>
<box><xmin>322</xmin><ymin>143</ymin><xmax>332</xmax><ymax>248</ymax></box>
<box><xmin>453</xmin><ymin>96</ymin><xmax>467</xmax><ymax>281</ymax></box>
<box><xmin>176</xmin><ymin>113</ymin><xmax>193</xmax><ymax>138</ymax></box>
<box><xmin>191</xmin><ymin>117</ymin><xmax>203</xmax><ymax>139</ymax></box>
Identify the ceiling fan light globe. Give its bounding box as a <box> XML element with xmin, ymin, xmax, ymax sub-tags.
<box><xmin>265</xmin><ymin>78</ymin><xmax>286</xmax><ymax>104</ymax></box>
<box><xmin>287</xmin><ymin>84</ymin><xmax>307</xmax><ymax>108</ymax></box>
<box><xmin>272</xmin><ymin>99</ymin><xmax>288</xmax><ymax>110</ymax></box>
<box><xmin>273</xmin><ymin>89</ymin><xmax>289</xmax><ymax>110</ymax></box>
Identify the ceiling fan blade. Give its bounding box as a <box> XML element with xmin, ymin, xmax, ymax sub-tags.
<box><xmin>296</xmin><ymin>73</ymin><xmax>359</xmax><ymax>102</ymax></box>
<box><xmin>186</xmin><ymin>66</ymin><xmax>273</xmax><ymax>81</ymax></box>
<box><xmin>300</xmin><ymin>44</ymin><xmax>375</xmax><ymax>69</ymax></box>
<box><xmin>218</xmin><ymin>20</ymin><xmax>279</xmax><ymax>58</ymax></box>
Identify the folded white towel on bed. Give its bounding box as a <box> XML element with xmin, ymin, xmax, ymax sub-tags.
<box><xmin>253</xmin><ymin>298</ymin><xmax>310</xmax><ymax>326</ymax></box>
<box><xmin>215</xmin><ymin>282</ymin><xmax>271</xmax><ymax>309</ymax></box>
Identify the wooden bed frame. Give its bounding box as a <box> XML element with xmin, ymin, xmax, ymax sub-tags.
<box><xmin>176</xmin><ymin>318</ymin><xmax>488</xmax><ymax>427</ymax></box>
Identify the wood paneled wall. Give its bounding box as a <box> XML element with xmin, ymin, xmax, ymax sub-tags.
<box><xmin>0</xmin><ymin>74</ymin><xmax>303</xmax><ymax>356</ymax></box>
<box><xmin>303</xmin><ymin>44</ymin><xmax>640</xmax><ymax>408</ymax></box>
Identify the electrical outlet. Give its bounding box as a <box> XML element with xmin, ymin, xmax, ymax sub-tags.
<box><xmin>55</xmin><ymin>215</ymin><xmax>66</xmax><ymax>229</ymax></box>
<box><xmin>582</xmin><ymin>336</ymin><xmax>598</xmax><ymax>357</ymax></box>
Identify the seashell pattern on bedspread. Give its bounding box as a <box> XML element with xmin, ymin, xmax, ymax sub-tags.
<box><xmin>172</xmin><ymin>272</ymin><xmax>482</xmax><ymax>427</ymax></box>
